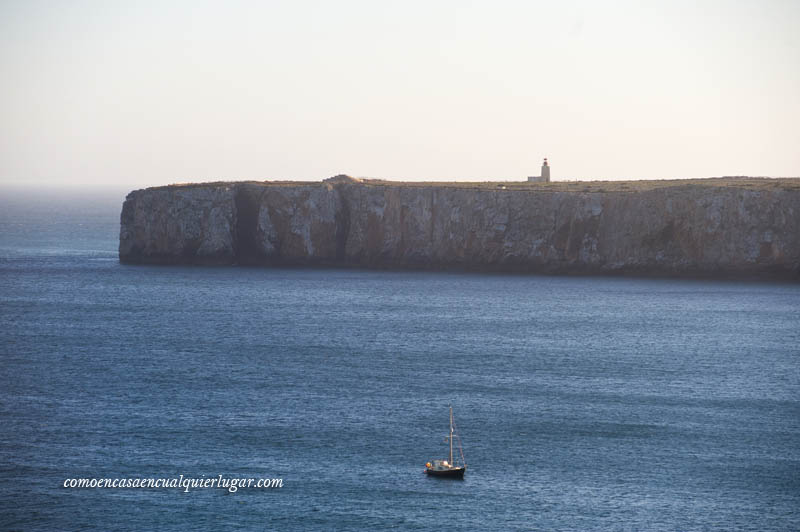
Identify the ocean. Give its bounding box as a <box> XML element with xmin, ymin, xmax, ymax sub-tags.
<box><xmin>1</xmin><ymin>190</ymin><xmax>798</xmax><ymax>530</ymax></box>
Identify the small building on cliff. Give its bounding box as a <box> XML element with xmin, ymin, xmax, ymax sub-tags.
<box><xmin>528</xmin><ymin>158</ymin><xmax>550</xmax><ymax>183</ymax></box>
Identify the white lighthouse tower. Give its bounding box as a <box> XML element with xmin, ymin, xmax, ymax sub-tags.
<box><xmin>527</xmin><ymin>158</ymin><xmax>551</xmax><ymax>183</ymax></box>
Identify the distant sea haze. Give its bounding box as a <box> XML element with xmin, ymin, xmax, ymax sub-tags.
<box><xmin>0</xmin><ymin>191</ymin><xmax>799</xmax><ymax>530</ymax></box>
<box><xmin>119</xmin><ymin>177</ymin><xmax>800</xmax><ymax>280</ymax></box>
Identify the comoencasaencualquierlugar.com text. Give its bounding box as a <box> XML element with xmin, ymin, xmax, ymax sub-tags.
<box><xmin>63</xmin><ymin>475</ymin><xmax>283</xmax><ymax>493</ymax></box>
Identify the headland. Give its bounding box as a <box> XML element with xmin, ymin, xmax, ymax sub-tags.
<box><xmin>119</xmin><ymin>176</ymin><xmax>800</xmax><ymax>280</ymax></box>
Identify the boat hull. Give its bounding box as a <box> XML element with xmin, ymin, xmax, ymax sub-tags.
<box><xmin>425</xmin><ymin>467</ymin><xmax>465</xmax><ymax>479</ymax></box>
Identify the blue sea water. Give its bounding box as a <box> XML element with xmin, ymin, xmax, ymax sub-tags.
<box><xmin>1</xmin><ymin>190</ymin><xmax>799</xmax><ymax>531</ymax></box>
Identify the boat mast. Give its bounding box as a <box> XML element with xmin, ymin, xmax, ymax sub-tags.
<box><xmin>449</xmin><ymin>405</ymin><xmax>454</xmax><ymax>466</ymax></box>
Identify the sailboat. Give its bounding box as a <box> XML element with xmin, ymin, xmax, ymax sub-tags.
<box><xmin>424</xmin><ymin>405</ymin><xmax>466</xmax><ymax>479</ymax></box>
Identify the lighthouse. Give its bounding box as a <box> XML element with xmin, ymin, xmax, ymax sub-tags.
<box><xmin>527</xmin><ymin>158</ymin><xmax>551</xmax><ymax>183</ymax></box>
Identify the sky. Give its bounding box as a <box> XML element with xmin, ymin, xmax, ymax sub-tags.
<box><xmin>1</xmin><ymin>0</ymin><xmax>799</xmax><ymax>189</ymax></box>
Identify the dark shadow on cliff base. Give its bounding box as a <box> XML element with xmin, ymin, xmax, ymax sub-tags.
<box><xmin>234</xmin><ymin>186</ymin><xmax>262</xmax><ymax>265</ymax></box>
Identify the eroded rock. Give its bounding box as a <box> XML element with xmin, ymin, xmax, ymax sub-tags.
<box><xmin>119</xmin><ymin>178</ymin><xmax>800</xmax><ymax>279</ymax></box>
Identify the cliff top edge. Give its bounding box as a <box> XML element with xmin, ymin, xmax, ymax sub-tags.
<box><xmin>140</xmin><ymin>176</ymin><xmax>800</xmax><ymax>194</ymax></box>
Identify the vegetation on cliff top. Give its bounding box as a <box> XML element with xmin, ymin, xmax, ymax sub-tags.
<box><xmin>150</xmin><ymin>176</ymin><xmax>800</xmax><ymax>193</ymax></box>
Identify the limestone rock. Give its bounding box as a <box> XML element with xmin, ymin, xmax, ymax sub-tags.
<box><xmin>119</xmin><ymin>178</ymin><xmax>800</xmax><ymax>279</ymax></box>
<box><xmin>119</xmin><ymin>185</ymin><xmax>237</xmax><ymax>264</ymax></box>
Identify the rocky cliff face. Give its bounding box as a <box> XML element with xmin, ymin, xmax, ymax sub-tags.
<box><xmin>119</xmin><ymin>177</ymin><xmax>800</xmax><ymax>279</ymax></box>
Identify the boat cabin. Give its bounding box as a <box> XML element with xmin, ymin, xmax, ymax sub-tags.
<box><xmin>426</xmin><ymin>460</ymin><xmax>453</xmax><ymax>471</ymax></box>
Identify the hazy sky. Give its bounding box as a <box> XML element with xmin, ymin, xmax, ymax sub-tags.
<box><xmin>1</xmin><ymin>0</ymin><xmax>798</xmax><ymax>188</ymax></box>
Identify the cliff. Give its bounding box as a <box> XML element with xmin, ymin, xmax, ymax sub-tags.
<box><xmin>119</xmin><ymin>176</ymin><xmax>800</xmax><ymax>279</ymax></box>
